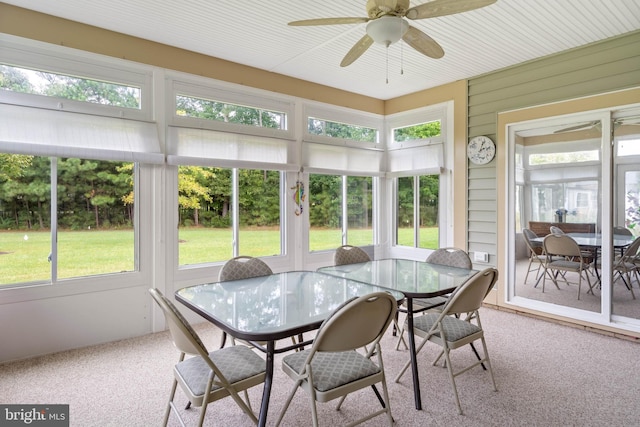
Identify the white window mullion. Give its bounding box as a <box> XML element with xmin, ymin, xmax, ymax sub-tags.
<box><xmin>342</xmin><ymin>177</ymin><xmax>348</xmax><ymax>244</ymax></box>
<box><xmin>414</xmin><ymin>177</ymin><xmax>420</xmax><ymax>247</ymax></box>
<box><xmin>50</xmin><ymin>157</ymin><xmax>58</xmax><ymax>284</ymax></box>
<box><xmin>232</xmin><ymin>168</ymin><xmax>240</xmax><ymax>257</ymax></box>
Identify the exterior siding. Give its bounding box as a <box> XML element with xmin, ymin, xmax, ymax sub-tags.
<box><xmin>466</xmin><ymin>30</ymin><xmax>640</xmax><ymax>268</ymax></box>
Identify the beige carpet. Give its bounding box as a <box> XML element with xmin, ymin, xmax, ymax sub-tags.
<box><xmin>1</xmin><ymin>307</ymin><xmax>639</xmax><ymax>426</ymax></box>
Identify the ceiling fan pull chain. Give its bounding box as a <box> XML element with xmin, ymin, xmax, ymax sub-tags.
<box><xmin>386</xmin><ymin>46</ymin><xmax>389</xmax><ymax>84</ymax></box>
<box><xmin>400</xmin><ymin>40</ymin><xmax>404</xmax><ymax>75</ymax></box>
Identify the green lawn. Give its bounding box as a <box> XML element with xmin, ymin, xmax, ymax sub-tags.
<box><xmin>0</xmin><ymin>227</ymin><xmax>438</xmax><ymax>285</ymax></box>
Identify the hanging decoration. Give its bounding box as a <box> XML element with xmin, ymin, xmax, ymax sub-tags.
<box><xmin>292</xmin><ymin>180</ymin><xmax>305</xmax><ymax>216</ymax></box>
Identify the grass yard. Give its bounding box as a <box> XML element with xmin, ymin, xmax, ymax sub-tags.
<box><xmin>0</xmin><ymin>227</ymin><xmax>438</xmax><ymax>285</ymax></box>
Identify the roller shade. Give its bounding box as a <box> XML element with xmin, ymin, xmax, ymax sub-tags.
<box><xmin>386</xmin><ymin>144</ymin><xmax>443</xmax><ymax>177</ymax></box>
<box><xmin>527</xmin><ymin>164</ymin><xmax>600</xmax><ymax>183</ymax></box>
<box><xmin>0</xmin><ymin>104</ymin><xmax>164</xmax><ymax>164</ymax></box>
<box><xmin>166</xmin><ymin>126</ymin><xmax>296</xmax><ymax>170</ymax></box>
<box><xmin>302</xmin><ymin>141</ymin><xmax>384</xmax><ymax>176</ymax></box>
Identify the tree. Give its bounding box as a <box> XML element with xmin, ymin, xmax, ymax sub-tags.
<box><xmin>0</xmin><ymin>154</ymin><xmax>32</xmax><ymax>181</ymax></box>
<box><xmin>395</xmin><ymin>121</ymin><xmax>441</xmax><ymax>141</ymax></box>
<box><xmin>42</xmin><ymin>74</ymin><xmax>140</xmax><ymax>108</ymax></box>
<box><xmin>239</xmin><ymin>169</ymin><xmax>280</xmax><ymax>226</ymax></box>
<box><xmin>0</xmin><ymin>65</ymin><xmax>33</xmax><ymax>93</ymax></box>
<box><xmin>309</xmin><ymin>175</ymin><xmax>342</xmax><ymax>228</ymax></box>
<box><xmin>178</xmin><ymin>166</ymin><xmax>213</xmax><ymax>226</ymax></box>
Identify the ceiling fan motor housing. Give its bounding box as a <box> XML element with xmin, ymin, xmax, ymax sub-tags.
<box><xmin>366</xmin><ymin>0</ymin><xmax>410</xmax><ymax>18</ymax></box>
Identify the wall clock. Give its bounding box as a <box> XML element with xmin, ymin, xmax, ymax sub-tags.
<box><xmin>467</xmin><ymin>136</ymin><xmax>496</xmax><ymax>165</ymax></box>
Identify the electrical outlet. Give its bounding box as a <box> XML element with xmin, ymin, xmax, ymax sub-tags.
<box><xmin>474</xmin><ymin>251</ymin><xmax>489</xmax><ymax>263</ymax></box>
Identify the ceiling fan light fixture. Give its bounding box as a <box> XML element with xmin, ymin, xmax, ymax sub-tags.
<box><xmin>366</xmin><ymin>15</ymin><xmax>409</xmax><ymax>46</ymax></box>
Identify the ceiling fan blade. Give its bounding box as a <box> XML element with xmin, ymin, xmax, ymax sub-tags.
<box><xmin>615</xmin><ymin>116</ymin><xmax>640</xmax><ymax>125</ymax></box>
<box><xmin>402</xmin><ymin>26</ymin><xmax>444</xmax><ymax>59</ymax></box>
<box><xmin>340</xmin><ymin>35</ymin><xmax>374</xmax><ymax>67</ymax></box>
<box><xmin>406</xmin><ymin>0</ymin><xmax>497</xmax><ymax>20</ymax></box>
<box><xmin>554</xmin><ymin>121</ymin><xmax>599</xmax><ymax>134</ymax></box>
<box><xmin>288</xmin><ymin>17</ymin><xmax>369</xmax><ymax>26</ymax></box>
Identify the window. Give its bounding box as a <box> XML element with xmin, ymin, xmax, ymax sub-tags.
<box><xmin>176</xmin><ymin>94</ymin><xmax>286</xmax><ymax>130</ymax></box>
<box><xmin>0</xmin><ymin>155</ymin><xmax>136</xmax><ymax>286</ymax></box>
<box><xmin>529</xmin><ymin>150</ymin><xmax>599</xmax><ymax>164</ymax></box>
<box><xmin>238</xmin><ymin>169</ymin><xmax>282</xmax><ymax>257</ymax></box>
<box><xmin>0</xmin><ymin>52</ymin><xmax>155</xmax><ymax>288</ymax></box>
<box><xmin>346</xmin><ymin>176</ymin><xmax>373</xmax><ymax>246</ymax></box>
<box><xmin>393</xmin><ymin>120</ymin><xmax>441</xmax><ymax>142</ymax></box>
<box><xmin>307</xmin><ymin>117</ymin><xmax>377</xmax><ymax>143</ymax></box>
<box><xmin>1</xmin><ymin>64</ymin><xmax>142</xmax><ymax>110</ymax></box>
<box><xmin>308</xmin><ymin>174</ymin><xmax>342</xmax><ymax>252</ymax></box>
<box><xmin>530</xmin><ymin>181</ymin><xmax>598</xmax><ymax>223</ymax></box>
<box><xmin>308</xmin><ymin>174</ymin><xmax>374</xmax><ymax>252</ymax></box>
<box><xmin>178</xmin><ymin>167</ymin><xmax>281</xmax><ymax>265</ymax></box>
<box><xmin>388</xmin><ymin>109</ymin><xmax>445</xmax><ymax>251</ymax></box>
<box><xmin>396</xmin><ymin>175</ymin><xmax>439</xmax><ymax>249</ymax></box>
<box><xmin>617</xmin><ymin>138</ymin><xmax>640</xmax><ymax>157</ymax></box>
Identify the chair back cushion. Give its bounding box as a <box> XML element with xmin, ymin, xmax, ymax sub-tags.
<box><xmin>443</xmin><ymin>268</ymin><xmax>498</xmax><ymax>315</ymax></box>
<box><xmin>427</xmin><ymin>247</ymin><xmax>472</xmax><ymax>269</ymax></box>
<box><xmin>313</xmin><ymin>292</ymin><xmax>396</xmax><ymax>352</ymax></box>
<box><xmin>219</xmin><ymin>256</ymin><xmax>273</xmax><ymax>281</ymax></box>
<box><xmin>613</xmin><ymin>226</ymin><xmax>633</xmax><ymax>236</ymax></box>
<box><xmin>542</xmin><ymin>234</ymin><xmax>581</xmax><ymax>258</ymax></box>
<box><xmin>549</xmin><ymin>226</ymin><xmax>565</xmax><ymax>235</ymax></box>
<box><xmin>334</xmin><ymin>245</ymin><xmax>371</xmax><ymax>266</ymax></box>
<box><xmin>149</xmin><ymin>288</ymin><xmax>208</xmax><ymax>356</ymax></box>
<box><xmin>522</xmin><ymin>228</ymin><xmax>542</xmax><ymax>250</ymax></box>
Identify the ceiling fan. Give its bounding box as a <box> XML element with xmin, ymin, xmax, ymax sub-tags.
<box><xmin>553</xmin><ymin>121</ymin><xmax>601</xmax><ymax>134</ymax></box>
<box><xmin>554</xmin><ymin>117</ymin><xmax>640</xmax><ymax>134</ymax></box>
<box><xmin>288</xmin><ymin>0</ymin><xmax>498</xmax><ymax>67</ymax></box>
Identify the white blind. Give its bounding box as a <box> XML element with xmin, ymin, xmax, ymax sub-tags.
<box><xmin>302</xmin><ymin>141</ymin><xmax>384</xmax><ymax>176</ymax></box>
<box><xmin>386</xmin><ymin>144</ymin><xmax>443</xmax><ymax>177</ymax></box>
<box><xmin>166</xmin><ymin>126</ymin><xmax>296</xmax><ymax>170</ymax></box>
<box><xmin>528</xmin><ymin>164</ymin><xmax>600</xmax><ymax>183</ymax></box>
<box><xmin>0</xmin><ymin>104</ymin><xmax>164</xmax><ymax>164</ymax></box>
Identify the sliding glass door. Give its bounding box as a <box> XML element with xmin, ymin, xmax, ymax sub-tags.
<box><xmin>508</xmin><ymin>106</ymin><xmax>640</xmax><ymax>328</ymax></box>
<box><xmin>612</xmin><ymin>114</ymin><xmax>640</xmax><ymax>320</ymax></box>
<box><xmin>512</xmin><ymin>117</ymin><xmax>603</xmax><ymax>314</ymax></box>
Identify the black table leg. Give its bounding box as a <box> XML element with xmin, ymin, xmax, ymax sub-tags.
<box><xmin>219</xmin><ymin>331</ymin><xmax>227</xmax><ymax>348</ymax></box>
<box><xmin>406</xmin><ymin>298</ymin><xmax>422</xmax><ymax>410</ymax></box>
<box><xmin>257</xmin><ymin>341</ymin><xmax>275</xmax><ymax>427</ymax></box>
<box><xmin>592</xmin><ymin>247</ymin><xmax>600</xmax><ymax>282</ymax></box>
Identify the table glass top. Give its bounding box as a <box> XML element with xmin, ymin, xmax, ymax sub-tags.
<box><xmin>318</xmin><ymin>258</ymin><xmax>477</xmax><ymax>297</ymax></box>
<box><xmin>532</xmin><ymin>233</ymin><xmax>635</xmax><ymax>247</ymax></box>
<box><xmin>566</xmin><ymin>232</ymin><xmax>635</xmax><ymax>247</ymax></box>
<box><xmin>176</xmin><ymin>270</ymin><xmax>403</xmax><ymax>338</ymax></box>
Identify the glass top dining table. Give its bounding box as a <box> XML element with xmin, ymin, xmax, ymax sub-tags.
<box><xmin>175</xmin><ymin>270</ymin><xmax>404</xmax><ymax>427</ymax></box>
<box><xmin>318</xmin><ymin>258</ymin><xmax>478</xmax><ymax>411</ymax></box>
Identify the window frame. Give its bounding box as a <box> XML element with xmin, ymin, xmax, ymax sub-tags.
<box><xmin>175</xmin><ymin>165</ymin><xmax>285</xmax><ymax>267</ymax></box>
<box><xmin>386</xmin><ymin>103</ymin><xmax>452</xmax><ymax>258</ymax></box>
<box><xmin>169</xmin><ymin>77</ymin><xmax>295</xmax><ymax>140</ymax></box>
<box><xmin>303</xmin><ymin>102</ymin><xmax>382</xmax><ymax>149</ymax></box>
<box><xmin>0</xmin><ymin>35</ymin><xmax>153</xmax><ymax>121</ymax></box>
<box><xmin>307</xmin><ymin>173</ymin><xmax>377</xmax><ymax>254</ymax></box>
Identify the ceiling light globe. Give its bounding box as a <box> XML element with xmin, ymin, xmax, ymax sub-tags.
<box><xmin>366</xmin><ymin>15</ymin><xmax>409</xmax><ymax>46</ymax></box>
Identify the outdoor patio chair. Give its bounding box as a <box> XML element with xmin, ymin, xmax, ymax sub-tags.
<box><xmin>612</xmin><ymin>236</ymin><xmax>640</xmax><ymax>299</ymax></box>
<box><xmin>395</xmin><ymin>268</ymin><xmax>499</xmax><ymax>415</ymax></box>
<box><xmin>395</xmin><ymin>247</ymin><xmax>473</xmax><ymax>350</ymax></box>
<box><xmin>542</xmin><ymin>234</ymin><xmax>594</xmax><ymax>300</ymax></box>
<box><xmin>217</xmin><ymin>256</ymin><xmax>277</xmax><ymax>348</ymax></box>
<box><xmin>149</xmin><ymin>288</ymin><xmax>266</xmax><ymax>427</ymax></box>
<box><xmin>275</xmin><ymin>292</ymin><xmax>397</xmax><ymax>427</ymax></box>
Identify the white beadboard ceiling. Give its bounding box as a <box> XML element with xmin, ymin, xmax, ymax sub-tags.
<box><xmin>4</xmin><ymin>0</ymin><xmax>640</xmax><ymax>100</ymax></box>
